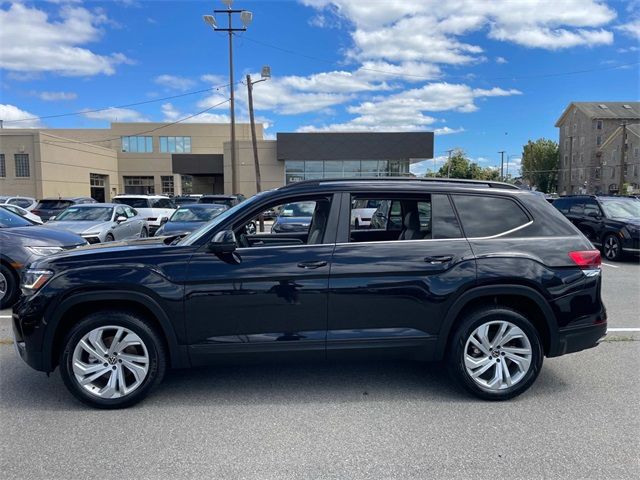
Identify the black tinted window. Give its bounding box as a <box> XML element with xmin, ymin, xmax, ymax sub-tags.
<box><xmin>553</xmin><ymin>198</ymin><xmax>573</xmax><ymax>214</ymax></box>
<box><xmin>36</xmin><ymin>200</ymin><xmax>72</xmax><ymax>210</ymax></box>
<box><xmin>453</xmin><ymin>195</ymin><xmax>530</xmax><ymax>238</ymax></box>
<box><xmin>432</xmin><ymin>194</ymin><xmax>462</xmax><ymax>239</ymax></box>
<box><xmin>569</xmin><ymin>202</ymin><xmax>584</xmax><ymax>215</ymax></box>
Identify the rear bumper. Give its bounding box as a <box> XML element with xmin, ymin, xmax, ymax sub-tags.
<box><xmin>548</xmin><ymin>321</ymin><xmax>607</xmax><ymax>357</ymax></box>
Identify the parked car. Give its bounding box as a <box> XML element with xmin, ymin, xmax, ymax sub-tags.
<box><xmin>0</xmin><ymin>204</ymin><xmax>43</xmax><ymax>224</ymax></box>
<box><xmin>351</xmin><ymin>199</ymin><xmax>382</xmax><ymax>229</ymax></box>
<box><xmin>32</xmin><ymin>197</ymin><xmax>96</xmax><ymax>222</ymax></box>
<box><xmin>197</xmin><ymin>194</ymin><xmax>245</xmax><ymax>208</ymax></box>
<box><xmin>0</xmin><ymin>207</ymin><xmax>86</xmax><ymax>308</ymax></box>
<box><xmin>552</xmin><ymin>195</ymin><xmax>640</xmax><ymax>261</ymax></box>
<box><xmin>12</xmin><ymin>178</ymin><xmax>606</xmax><ymax>408</ymax></box>
<box><xmin>271</xmin><ymin>201</ymin><xmax>315</xmax><ymax>233</ymax></box>
<box><xmin>173</xmin><ymin>194</ymin><xmax>203</xmax><ymax>207</ymax></box>
<box><xmin>0</xmin><ymin>196</ymin><xmax>38</xmax><ymax>211</ymax></box>
<box><xmin>154</xmin><ymin>203</ymin><xmax>227</xmax><ymax>237</ymax></box>
<box><xmin>45</xmin><ymin>203</ymin><xmax>149</xmax><ymax>244</ymax></box>
<box><xmin>112</xmin><ymin>195</ymin><xmax>176</xmax><ymax>236</ymax></box>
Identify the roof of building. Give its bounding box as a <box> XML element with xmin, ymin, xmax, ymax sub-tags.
<box><xmin>555</xmin><ymin>102</ymin><xmax>640</xmax><ymax>126</ymax></box>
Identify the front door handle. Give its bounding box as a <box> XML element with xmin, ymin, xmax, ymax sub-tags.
<box><xmin>297</xmin><ymin>260</ymin><xmax>328</xmax><ymax>269</ymax></box>
<box><xmin>424</xmin><ymin>255</ymin><xmax>453</xmax><ymax>264</ymax></box>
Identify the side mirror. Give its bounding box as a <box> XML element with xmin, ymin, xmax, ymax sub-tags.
<box><xmin>160</xmin><ymin>216</ymin><xmax>169</xmax><ymax>225</ymax></box>
<box><xmin>116</xmin><ymin>215</ymin><xmax>127</xmax><ymax>223</ymax></box>
<box><xmin>208</xmin><ymin>230</ymin><xmax>237</xmax><ymax>254</ymax></box>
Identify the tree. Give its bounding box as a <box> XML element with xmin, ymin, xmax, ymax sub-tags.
<box><xmin>429</xmin><ymin>148</ymin><xmax>500</xmax><ymax>180</ymax></box>
<box><xmin>521</xmin><ymin>138</ymin><xmax>559</xmax><ymax>193</ymax></box>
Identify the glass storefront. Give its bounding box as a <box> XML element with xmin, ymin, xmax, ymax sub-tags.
<box><xmin>284</xmin><ymin>159</ymin><xmax>410</xmax><ymax>184</ymax></box>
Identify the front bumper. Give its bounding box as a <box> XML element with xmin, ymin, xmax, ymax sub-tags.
<box><xmin>12</xmin><ymin>311</ymin><xmax>46</xmax><ymax>371</ymax></box>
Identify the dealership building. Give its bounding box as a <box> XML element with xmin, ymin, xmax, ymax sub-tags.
<box><xmin>0</xmin><ymin>123</ymin><xmax>433</xmax><ymax>201</ymax></box>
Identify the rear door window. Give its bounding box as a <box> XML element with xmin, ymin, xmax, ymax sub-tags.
<box><xmin>452</xmin><ymin>195</ymin><xmax>530</xmax><ymax>238</ymax></box>
<box><xmin>569</xmin><ymin>202</ymin><xmax>585</xmax><ymax>215</ymax></box>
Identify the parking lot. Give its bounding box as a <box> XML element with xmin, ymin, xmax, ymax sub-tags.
<box><xmin>1</xmin><ymin>259</ymin><xmax>638</xmax><ymax>479</ymax></box>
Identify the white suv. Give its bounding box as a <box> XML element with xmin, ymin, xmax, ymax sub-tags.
<box><xmin>113</xmin><ymin>195</ymin><xmax>176</xmax><ymax>235</ymax></box>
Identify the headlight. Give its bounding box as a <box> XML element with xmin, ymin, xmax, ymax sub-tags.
<box><xmin>26</xmin><ymin>246</ymin><xmax>64</xmax><ymax>256</ymax></box>
<box><xmin>83</xmin><ymin>232</ymin><xmax>101</xmax><ymax>236</ymax></box>
<box><xmin>22</xmin><ymin>269</ymin><xmax>54</xmax><ymax>293</ymax></box>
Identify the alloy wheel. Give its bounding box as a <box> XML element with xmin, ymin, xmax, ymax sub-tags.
<box><xmin>72</xmin><ymin>325</ymin><xmax>150</xmax><ymax>399</ymax></box>
<box><xmin>604</xmin><ymin>235</ymin><xmax>619</xmax><ymax>260</ymax></box>
<box><xmin>0</xmin><ymin>271</ymin><xmax>6</xmax><ymax>301</ymax></box>
<box><xmin>464</xmin><ymin>320</ymin><xmax>532</xmax><ymax>391</ymax></box>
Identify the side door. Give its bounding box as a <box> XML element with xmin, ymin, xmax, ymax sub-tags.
<box><xmin>580</xmin><ymin>199</ymin><xmax>605</xmax><ymax>244</ymax></box>
<box><xmin>112</xmin><ymin>206</ymin><xmax>129</xmax><ymax>240</ymax></box>
<box><xmin>183</xmin><ymin>194</ymin><xmax>339</xmax><ymax>366</ymax></box>
<box><xmin>123</xmin><ymin>206</ymin><xmax>142</xmax><ymax>238</ymax></box>
<box><xmin>327</xmin><ymin>191</ymin><xmax>475</xmax><ymax>361</ymax></box>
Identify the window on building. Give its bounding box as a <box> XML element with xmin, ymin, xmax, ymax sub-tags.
<box><xmin>181</xmin><ymin>175</ymin><xmax>193</xmax><ymax>194</ymax></box>
<box><xmin>610</xmin><ymin>167</ymin><xmax>616</xmax><ymax>179</ymax></box>
<box><xmin>564</xmin><ymin>139</ymin><xmax>569</xmax><ymax>150</ymax></box>
<box><xmin>624</xmin><ymin>164</ymin><xmax>629</xmax><ymax>177</ymax></box>
<box><xmin>634</xmin><ymin>147</ymin><xmax>639</xmax><ymax>158</ymax></box>
<box><xmin>161</xmin><ymin>175</ymin><xmax>175</xmax><ymax>195</ymax></box>
<box><xmin>579</xmin><ymin>153</ymin><xmax>584</xmax><ymax>164</ymax></box>
<box><xmin>564</xmin><ymin>125</ymin><xmax>569</xmax><ymax>135</ymax></box>
<box><xmin>123</xmin><ymin>176</ymin><xmax>155</xmax><ymax>194</ymax></box>
<box><xmin>121</xmin><ymin>136</ymin><xmax>153</xmax><ymax>153</ymax></box>
<box><xmin>597</xmin><ymin>120</ymin><xmax>603</xmax><ymax>130</ymax></box>
<box><xmin>596</xmin><ymin>135</ymin><xmax>602</xmax><ymax>146</ymax></box>
<box><xmin>634</xmin><ymin>164</ymin><xmax>638</xmax><ymax>177</ymax></box>
<box><xmin>595</xmin><ymin>168</ymin><xmax>601</xmax><ymax>180</ymax></box>
<box><xmin>14</xmin><ymin>154</ymin><xmax>29</xmax><ymax>177</ymax></box>
<box><xmin>159</xmin><ymin>136</ymin><xmax>192</xmax><ymax>153</ymax></box>
<box><xmin>452</xmin><ymin>195</ymin><xmax>530</xmax><ymax>238</ymax></box>
<box><xmin>0</xmin><ymin>154</ymin><xmax>5</xmax><ymax>177</ymax></box>
<box><xmin>580</xmin><ymin>137</ymin><xmax>585</xmax><ymax>147</ymax></box>
<box><xmin>284</xmin><ymin>159</ymin><xmax>411</xmax><ymax>184</ymax></box>
<box><xmin>573</xmin><ymin>123</ymin><xmax>577</xmax><ymax>133</ymax></box>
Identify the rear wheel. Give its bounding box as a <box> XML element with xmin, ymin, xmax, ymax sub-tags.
<box><xmin>448</xmin><ymin>307</ymin><xmax>543</xmax><ymax>401</ymax></box>
<box><xmin>0</xmin><ymin>264</ymin><xmax>19</xmax><ymax>309</ymax></box>
<box><xmin>603</xmin><ymin>233</ymin><xmax>623</xmax><ymax>261</ymax></box>
<box><xmin>60</xmin><ymin>311</ymin><xmax>166</xmax><ymax>409</ymax></box>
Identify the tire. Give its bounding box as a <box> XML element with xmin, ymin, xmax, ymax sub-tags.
<box><xmin>59</xmin><ymin>311</ymin><xmax>166</xmax><ymax>409</ymax></box>
<box><xmin>0</xmin><ymin>264</ymin><xmax>19</xmax><ymax>309</ymax></box>
<box><xmin>447</xmin><ymin>307</ymin><xmax>543</xmax><ymax>401</ymax></box>
<box><xmin>140</xmin><ymin>227</ymin><xmax>148</xmax><ymax>238</ymax></box>
<box><xmin>105</xmin><ymin>233</ymin><xmax>115</xmax><ymax>242</ymax></box>
<box><xmin>602</xmin><ymin>233</ymin><xmax>623</xmax><ymax>261</ymax></box>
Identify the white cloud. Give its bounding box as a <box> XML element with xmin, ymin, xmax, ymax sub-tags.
<box><xmin>38</xmin><ymin>91</ymin><xmax>78</xmax><ymax>101</ymax></box>
<box><xmin>0</xmin><ymin>104</ymin><xmax>44</xmax><ymax>128</ymax></box>
<box><xmin>616</xmin><ymin>19</ymin><xmax>640</xmax><ymax>39</ymax></box>
<box><xmin>495</xmin><ymin>56</ymin><xmax>508</xmax><ymax>64</ymax></box>
<box><xmin>434</xmin><ymin>126</ymin><xmax>465</xmax><ymax>135</ymax></box>
<box><xmin>489</xmin><ymin>26</ymin><xmax>613</xmax><ymax>50</ymax></box>
<box><xmin>154</xmin><ymin>75</ymin><xmax>196</xmax><ymax>91</ymax></box>
<box><xmin>83</xmin><ymin>107</ymin><xmax>149</xmax><ymax>122</ymax></box>
<box><xmin>0</xmin><ymin>2</ymin><xmax>130</xmax><ymax>76</ymax></box>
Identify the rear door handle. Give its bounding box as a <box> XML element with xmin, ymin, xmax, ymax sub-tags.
<box><xmin>424</xmin><ymin>255</ymin><xmax>453</xmax><ymax>264</ymax></box>
<box><xmin>297</xmin><ymin>260</ymin><xmax>328</xmax><ymax>269</ymax></box>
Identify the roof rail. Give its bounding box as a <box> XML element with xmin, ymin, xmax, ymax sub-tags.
<box><xmin>279</xmin><ymin>177</ymin><xmax>520</xmax><ymax>190</ymax></box>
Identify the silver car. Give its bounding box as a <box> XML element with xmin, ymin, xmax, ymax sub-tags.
<box><xmin>46</xmin><ymin>203</ymin><xmax>149</xmax><ymax>244</ymax></box>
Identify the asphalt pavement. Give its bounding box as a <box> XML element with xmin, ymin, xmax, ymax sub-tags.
<box><xmin>0</xmin><ymin>259</ymin><xmax>638</xmax><ymax>479</ymax></box>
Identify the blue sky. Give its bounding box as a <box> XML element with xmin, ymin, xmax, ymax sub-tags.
<box><xmin>1</xmin><ymin>0</ymin><xmax>638</xmax><ymax>175</ymax></box>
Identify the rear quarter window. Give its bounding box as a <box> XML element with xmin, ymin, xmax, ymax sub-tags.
<box><xmin>452</xmin><ymin>195</ymin><xmax>530</xmax><ymax>238</ymax></box>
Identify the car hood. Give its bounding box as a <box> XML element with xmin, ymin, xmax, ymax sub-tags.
<box><xmin>46</xmin><ymin>220</ymin><xmax>112</xmax><ymax>234</ymax></box>
<box><xmin>0</xmin><ymin>225</ymin><xmax>86</xmax><ymax>247</ymax></box>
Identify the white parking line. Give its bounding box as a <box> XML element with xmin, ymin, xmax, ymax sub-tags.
<box><xmin>0</xmin><ymin>315</ymin><xmax>11</xmax><ymax>319</ymax></box>
<box><xmin>601</xmin><ymin>262</ymin><xmax>619</xmax><ymax>268</ymax></box>
<box><xmin>607</xmin><ymin>328</ymin><xmax>640</xmax><ymax>332</ymax></box>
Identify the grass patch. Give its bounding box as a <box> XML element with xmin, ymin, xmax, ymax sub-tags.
<box><xmin>602</xmin><ymin>335</ymin><xmax>638</xmax><ymax>343</ymax></box>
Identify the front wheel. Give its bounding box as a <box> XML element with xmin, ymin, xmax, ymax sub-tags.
<box><xmin>602</xmin><ymin>233</ymin><xmax>623</xmax><ymax>261</ymax></box>
<box><xmin>60</xmin><ymin>311</ymin><xmax>166</xmax><ymax>409</ymax></box>
<box><xmin>105</xmin><ymin>233</ymin><xmax>115</xmax><ymax>242</ymax></box>
<box><xmin>140</xmin><ymin>227</ymin><xmax>148</xmax><ymax>238</ymax></box>
<box><xmin>0</xmin><ymin>264</ymin><xmax>19</xmax><ymax>309</ymax></box>
<box><xmin>448</xmin><ymin>307</ymin><xmax>543</xmax><ymax>401</ymax></box>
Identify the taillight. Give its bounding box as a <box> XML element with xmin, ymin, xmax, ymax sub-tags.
<box><xmin>568</xmin><ymin>250</ymin><xmax>601</xmax><ymax>269</ymax></box>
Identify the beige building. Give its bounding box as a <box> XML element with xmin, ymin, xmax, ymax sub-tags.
<box><xmin>555</xmin><ymin>102</ymin><xmax>640</xmax><ymax>195</ymax></box>
<box><xmin>1</xmin><ymin>126</ymin><xmax>434</xmax><ymax>201</ymax></box>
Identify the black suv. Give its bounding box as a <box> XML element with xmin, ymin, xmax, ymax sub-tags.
<box><xmin>552</xmin><ymin>195</ymin><xmax>640</xmax><ymax>261</ymax></box>
<box><xmin>12</xmin><ymin>179</ymin><xmax>606</xmax><ymax>408</ymax></box>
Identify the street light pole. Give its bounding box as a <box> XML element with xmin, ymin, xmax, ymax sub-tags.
<box><xmin>498</xmin><ymin>151</ymin><xmax>505</xmax><ymax>181</ymax></box>
<box><xmin>203</xmin><ymin>1</ymin><xmax>253</xmax><ymax>195</ymax></box>
<box><xmin>446</xmin><ymin>149</ymin><xmax>454</xmax><ymax>178</ymax></box>
<box><xmin>246</xmin><ymin>66</ymin><xmax>271</xmax><ymax>195</ymax></box>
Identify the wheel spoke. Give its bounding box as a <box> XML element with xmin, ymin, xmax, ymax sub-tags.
<box><xmin>469</xmin><ymin>336</ymin><xmax>490</xmax><ymax>356</ymax></box>
<box><xmin>465</xmin><ymin>353</ymin><xmax>492</xmax><ymax>370</ymax></box>
<box><xmin>470</xmin><ymin>358</ymin><xmax>495</xmax><ymax>379</ymax></box>
<box><xmin>115</xmin><ymin>333</ymin><xmax>142</xmax><ymax>352</ymax></box>
<box><xmin>100</xmin><ymin>369</ymin><xmax>119</xmax><ymax>398</ymax></box>
<box><xmin>491</xmin><ymin>322</ymin><xmax>509</xmax><ymax>348</ymax></box>
<box><xmin>79</xmin><ymin>366</ymin><xmax>111</xmax><ymax>385</ymax></box>
<box><xmin>121</xmin><ymin>359</ymin><xmax>147</xmax><ymax>383</ymax></box>
<box><xmin>502</xmin><ymin>362</ymin><xmax>513</xmax><ymax>387</ymax></box>
<box><xmin>87</xmin><ymin>330</ymin><xmax>108</xmax><ymax>357</ymax></box>
<box><xmin>487</xmin><ymin>361</ymin><xmax>503</xmax><ymax>388</ymax></box>
<box><xmin>107</xmin><ymin>327</ymin><xmax>125</xmax><ymax>355</ymax></box>
<box><xmin>118</xmin><ymin>352</ymin><xmax>149</xmax><ymax>365</ymax></box>
<box><xmin>476</xmin><ymin>324</ymin><xmax>492</xmax><ymax>351</ymax></box>
<box><xmin>116</xmin><ymin>365</ymin><xmax>127</xmax><ymax>396</ymax></box>
<box><xmin>73</xmin><ymin>360</ymin><xmax>106</xmax><ymax>376</ymax></box>
<box><xmin>505</xmin><ymin>352</ymin><xmax>531</xmax><ymax>373</ymax></box>
<box><xmin>78</xmin><ymin>339</ymin><xmax>104</xmax><ymax>361</ymax></box>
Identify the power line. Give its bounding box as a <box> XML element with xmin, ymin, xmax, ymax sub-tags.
<box><xmin>235</xmin><ymin>33</ymin><xmax>640</xmax><ymax>82</ymax></box>
<box><xmin>2</xmin><ymin>82</ymin><xmax>237</xmax><ymax>124</ymax></box>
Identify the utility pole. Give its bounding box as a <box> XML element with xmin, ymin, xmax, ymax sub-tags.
<box><xmin>618</xmin><ymin>122</ymin><xmax>627</xmax><ymax>195</ymax></box>
<box><xmin>498</xmin><ymin>151</ymin><xmax>505</xmax><ymax>180</ymax></box>
<box><xmin>203</xmin><ymin>2</ymin><xmax>253</xmax><ymax>195</ymax></box>
<box><xmin>446</xmin><ymin>149</ymin><xmax>454</xmax><ymax>178</ymax></box>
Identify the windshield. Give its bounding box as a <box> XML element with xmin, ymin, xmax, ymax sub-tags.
<box><xmin>279</xmin><ymin>202</ymin><xmax>315</xmax><ymax>217</ymax></box>
<box><xmin>0</xmin><ymin>207</ymin><xmax>33</xmax><ymax>228</ymax></box>
<box><xmin>55</xmin><ymin>206</ymin><xmax>113</xmax><ymax>222</ymax></box>
<box><xmin>170</xmin><ymin>206</ymin><xmax>225</xmax><ymax>222</ymax></box>
<box><xmin>113</xmin><ymin>198</ymin><xmax>149</xmax><ymax>208</ymax></box>
<box><xmin>35</xmin><ymin>200</ymin><xmax>72</xmax><ymax>210</ymax></box>
<box><xmin>600</xmin><ymin>199</ymin><xmax>640</xmax><ymax>218</ymax></box>
<box><xmin>180</xmin><ymin>191</ymin><xmax>269</xmax><ymax>246</ymax></box>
